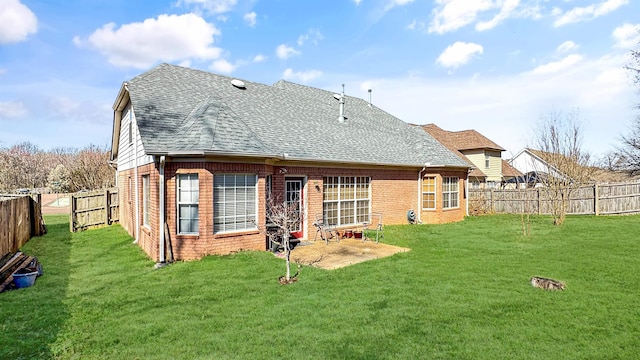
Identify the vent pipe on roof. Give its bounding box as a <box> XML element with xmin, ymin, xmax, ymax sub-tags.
<box><xmin>339</xmin><ymin>84</ymin><xmax>345</xmax><ymax>123</ymax></box>
<box><xmin>368</xmin><ymin>89</ymin><xmax>372</xmax><ymax>107</ymax></box>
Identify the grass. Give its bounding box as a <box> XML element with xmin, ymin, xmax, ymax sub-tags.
<box><xmin>1</xmin><ymin>214</ymin><xmax>639</xmax><ymax>359</ymax></box>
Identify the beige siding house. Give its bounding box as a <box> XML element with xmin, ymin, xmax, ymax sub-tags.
<box><xmin>421</xmin><ymin>124</ymin><xmax>521</xmax><ymax>188</ymax></box>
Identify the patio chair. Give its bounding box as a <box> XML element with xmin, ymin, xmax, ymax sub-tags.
<box><xmin>313</xmin><ymin>213</ymin><xmax>338</xmax><ymax>245</ymax></box>
<box><xmin>362</xmin><ymin>212</ymin><xmax>384</xmax><ymax>243</ymax></box>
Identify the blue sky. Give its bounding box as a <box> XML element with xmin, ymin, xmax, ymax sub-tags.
<box><xmin>1</xmin><ymin>0</ymin><xmax>638</xmax><ymax>157</ymax></box>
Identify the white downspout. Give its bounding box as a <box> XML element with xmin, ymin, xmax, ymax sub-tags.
<box><xmin>158</xmin><ymin>156</ymin><xmax>166</xmax><ymax>263</ymax></box>
<box><xmin>133</xmin><ymin>107</ymin><xmax>140</xmax><ymax>244</ymax></box>
<box><xmin>417</xmin><ymin>165</ymin><xmax>426</xmax><ymax>223</ymax></box>
<box><xmin>465</xmin><ymin>175</ymin><xmax>470</xmax><ymax>217</ymax></box>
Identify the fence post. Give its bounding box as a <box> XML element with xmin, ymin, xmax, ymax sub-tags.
<box><xmin>537</xmin><ymin>189</ymin><xmax>541</xmax><ymax>215</ymax></box>
<box><xmin>105</xmin><ymin>188</ymin><xmax>110</xmax><ymax>226</ymax></box>
<box><xmin>594</xmin><ymin>183</ymin><xmax>599</xmax><ymax>216</ymax></box>
<box><xmin>70</xmin><ymin>194</ymin><xmax>76</xmax><ymax>233</ymax></box>
<box><xmin>490</xmin><ymin>189</ymin><xmax>495</xmax><ymax>213</ymax></box>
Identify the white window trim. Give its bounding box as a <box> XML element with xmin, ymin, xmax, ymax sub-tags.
<box><xmin>142</xmin><ymin>175</ymin><xmax>150</xmax><ymax>227</ymax></box>
<box><xmin>443</xmin><ymin>176</ymin><xmax>460</xmax><ymax>209</ymax></box>
<box><xmin>422</xmin><ymin>176</ymin><xmax>436</xmax><ymax>210</ymax></box>
<box><xmin>322</xmin><ymin>176</ymin><xmax>371</xmax><ymax>227</ymax></box>
<box><xmin>213</xmin><ymin>173</ymin><xmax>258</xmax><ymax>234</ymax></box>
<box><xmin>177</xmin><ymin>173</ymin><xmax>199</xmax><ymax>235</ymax></box>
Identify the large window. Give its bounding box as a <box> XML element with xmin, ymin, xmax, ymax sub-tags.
<box><xmin>142</xmin><ymin>175</ymin><xmax>150</xmax><ymax>226</ymax></box>
<box><xmin>177</xmin><ymin>174</ymin><xmax>199</xmax><ymax>234</ymax></box>
<box><xmin>443</xmin><ymin>177</ymin><xmax>459</xmax><ymax>209</ymax></box>
<box><xmin>323</xmin><ymin>176</ymin><xmax>370</xmax><ymax>226</ymax></box>
<box><xmin>422</xmin><ymin>176</ymin><xmax>436</xmax><ymax>210</ymax></box>
<box><xmin>214</xmin><ymin>174</ymin><xmax>257</xmax><ymax>233</ymax></box>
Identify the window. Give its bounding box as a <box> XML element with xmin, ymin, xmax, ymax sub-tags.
<box><xmin>422</xmin><ymin>176</ymin><xmax>436</xmax><ymax>210</ymax></box>
<box><xmin>214</xmin><ymin>174</ymin><xmax>257</xmax><ymax>233</ymax></box>
<box><xmin>177</xmin><ymin>174</ymin><xmax>199</xmax><ymax>234</ymax></box>
<box><xmin>485</xmin><ymin>154</ymin><xmax>490</xmax><ymax>168</ymax></box>
<box><xmin>128</xmin><ymin>119</ymin><xmax>133</xmax><ymax>145</ymax></box>
<box><xmin>142</xmin><ymin>175</ymin><xmax>150</xmax><ymax>226</ymax></box>
<box><xmin>443</xmin><ymin>177</ymin><xmax>459</xmax><ymax>209</ymax></box>
<box><xmin>323</xmin><ymin>176</ymin><xmax>370</xmax><ymax>226</ymax></box>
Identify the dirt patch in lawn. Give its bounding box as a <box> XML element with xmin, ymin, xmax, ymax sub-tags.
<box><xmin>289</xmin><ymin>239</ymin><xmax>410</xmax><ymax>270</ymax></box>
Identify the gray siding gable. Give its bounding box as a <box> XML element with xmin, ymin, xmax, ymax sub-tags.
<box><xmin>125</xmin><ymin>63</ymin><xmax>468</xmax><ymax>168</ymax></box>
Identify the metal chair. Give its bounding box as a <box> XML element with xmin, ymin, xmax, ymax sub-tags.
<box><xmin>313</xmin><ymin>213</ymin><xmax>338</xmax><ymax>244</ymax></box>
<box><xmin>363</xmin><ymin>212</ymin><xmax>384</xmax><ymax>243</ymax></box>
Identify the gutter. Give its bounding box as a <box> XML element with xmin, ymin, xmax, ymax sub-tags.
<box><xmin>133</xmin><ymin>107</ymin><xmax>140</xmax><ymax>244</ymax></box>
<box><xmin>417</xmin><ymin>164</ymin><xmax>427</xmax><ymax>224</ymax></box>
<box><xmin>147</xmin><ymin>149</ymin><xmax>471</xmax><ymax>170</ymax></box>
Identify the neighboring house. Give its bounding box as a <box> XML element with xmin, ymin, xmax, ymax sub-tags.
<box><xmin>508</xmin><ymin>148</ymin><xmax>569</xmax><ymax>187</ymax></box>
<box><xmin>421</xmin><ymin>124</ymin><xmax>517</xmax><ymax>189</ymax></box>
<box><xmin>110</xmin><ymin>64</ymin><xmax>470</xmax><ymax>262</ymax></box>
<box><xmin>500</xmin><ymin>159</ymin><xmax>525</xmax><ymax>189</ymax></box>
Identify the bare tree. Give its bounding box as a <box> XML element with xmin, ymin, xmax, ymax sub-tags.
<box><xmin>532</xmin><ymin>109</ymin><xmax>593</xmax><ymax>225</ymax></box>
<box><xmin>0</xmin><ymin>142</ymin><xmax>114</xmax><ymax>193</ymax></box>
<box><xmin>614</xmin><ymin>42</ymin><xmax>640</xmax><ymax>175</ymax></box>
<box><xmin>259</xmin><ymin>195</ymin><xmax>306</xmax><ymax>284</ymax></box>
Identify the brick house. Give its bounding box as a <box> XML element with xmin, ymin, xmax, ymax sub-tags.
<box><xmin>110</xmin><ymin>64</ymin><xmax>470</xmax><ymax>262</ymax></box>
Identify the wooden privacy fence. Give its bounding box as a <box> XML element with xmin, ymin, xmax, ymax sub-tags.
<box><xmin>70</xmin><ymin>188</ymin><xmax>119</xmax><ymax>232</ymax></box>
<box><xmin>469</xmin><ymin>181</ymin><xmax>640</xmax><ymax>216</ymax></box>
<box><xmin>1</xmin><ymin>194</ymin><xmax>45</xmax><ymax>258</ymax></box>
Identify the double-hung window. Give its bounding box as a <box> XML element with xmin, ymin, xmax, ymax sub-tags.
<box><xmin>422</xmin><ymin>176</ymin><xmax>436</xmax><ymax>210</ymax></box>
<box><xmin>214</xmin><ymin>174</ymin><xmax>257</xmax><ymax>233</ymax></box>
<box><xmin>177</xmin><ymin>174</ymin><xmax>199</xmax><ymax>234</ymax></box>
<box><xmin>142</xmin><ymin>175</ymin><xmax>150</xmax><ymax>226</ymax></box>
<box><xmin>322</xmin><ymin>176</ymin><xmax>370</xmax><ymax>226</ymax></box>
<box><xmin>442</xmin><ymin>177</ymin><xmax>459</xmax><ymax>209</ymax></box>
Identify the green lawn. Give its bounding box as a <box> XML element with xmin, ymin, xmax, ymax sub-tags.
<box><xmin>1</xmin><ymin>214</ymin><xmax>639</xmax><ymax>359</ymax></box>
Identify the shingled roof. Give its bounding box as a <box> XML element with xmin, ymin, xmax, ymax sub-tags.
<box><xmin>118</xmin><ymin>63</ymin><xmax>469</xmax><ymax>168</ymax></box>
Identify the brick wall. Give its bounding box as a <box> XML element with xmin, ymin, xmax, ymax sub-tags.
<box><xmin>119</xmin><ymin>160</ymin><xmax>468</xmax><ymax>261</ymax></box>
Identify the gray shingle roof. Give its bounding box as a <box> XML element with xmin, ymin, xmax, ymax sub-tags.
<box><xmin>125</xmin><ymin>63</ymin><xmax>469</xmax><ymax>168</ymax></box>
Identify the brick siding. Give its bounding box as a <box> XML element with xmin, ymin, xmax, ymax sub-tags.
<box><xmin>118</xmin><ymin>160</ymin><xmax>467</xmax><ymax>261</ymax></box>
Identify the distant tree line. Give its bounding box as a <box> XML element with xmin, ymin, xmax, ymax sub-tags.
<box><xmin>0</xmin><ymin>142</ymin><xmax>115</xmax><ymax>193</ymax></box>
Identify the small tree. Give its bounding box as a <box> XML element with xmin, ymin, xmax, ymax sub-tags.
<box><xmin>532</xmin><ymin>109</ymin><xmax>592</xmax><ymax>225</ymax></box>
<box><xmin>48</xmin><ymin>164</ymin><xmax>71</xmax><ymax>193</ymax></box>
<box><xmin>262</xmin><ymin>196</ymin><xmax>305</xmax><ymax>284</ymax></box>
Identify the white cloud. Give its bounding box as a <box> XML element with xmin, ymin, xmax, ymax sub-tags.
<box><xmin>176</xmin><ymin>0</ymin><xmax>237</xmax><ymax>14</ymax></box>
<box><xmin>253</xmin><ymin>54</ymin><xmax>266</xmax><ymax>62</ymax></box>
<box><xmin>0</xmin><ymin>0</ymin><xmax>37</xmax><ymax>44</ymax></box>
<box><xmin>297</xmin><ymin>29</ymin><xmax>324</xmax><ymax>46</ymax></box>
<box><xmin>384</xmin><ymin>0</ymin><xmax>414</xmax><ymax>11</ymax></box>
<box><xmin>429</xmin><ymin>0</ymin><xmax>494</xmax><ymax>34</ymax></box>
<box><xmin>80</xmin><ymin>14</ymin><xmax>222</xmax><ymax>69</ymax></box>
<box><xmin>612</xmin><ymin>23</ymin><xmax>640</xmax><ymax>49</ymax></box>
<box><xmin>0</xmin><ymin>100</ymin><xmax>28</xmax><ymax>119</ymax></box>
<box><xmin>436</xmin><ymin>41</ymin><xmax>483</xmax><ymax>69</ymax></box>
<box><xmin>282</xmin><ymin>68</ymin><xmax>322</xmax><ymax>82</ymax></box>
<box><xmin>353</xmin><ymin>0</ymin><xmax>362</xmax><ymax>4</ymax></box>
<box><xmin>276</xmin><ymin>44</ymin><xmax>301</xmax><ymax>59</ymax></box>
<box><xmin>554</xmin><ymin>0</ymin><xmax>629</xmax><ymax>27</ymax></box>
<box><xmin>321</xmin><ymin>54</ymin><xmax>633</xmax><ymax>156</ymax></box>
<box><xmin>557</xmin><ymin>40</ymin><xmax>579</xmax><ymax>53</ymax></box>
<box><xmin>475</xmin><ymin>0</ymin><xmax>520</xmax><ymax>31</ymax></box>
<box><xmin>529</xmin><ymin>54</ymin><xmax>584</xmax><ymax>75</ymax></box>
<box><xmin>243</xmin><ymin>12</ymin><xmax>256</xmax><ymax>27</ymax></box>
<box><xmin>210</xmin><ymin>59</ymin><xmax>235</xmax><ymax>74</ymax></box>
